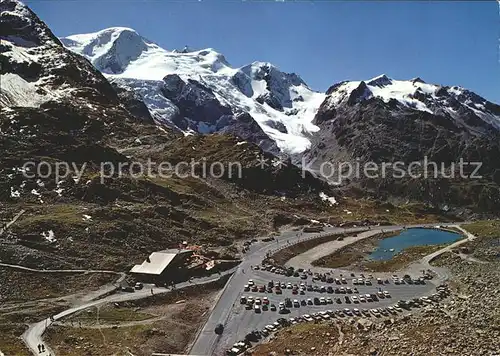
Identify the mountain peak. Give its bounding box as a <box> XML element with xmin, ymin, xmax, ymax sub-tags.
<box><xmin>61</xmin><ymin>27</ymin><xmax>156</xmax><ymax>75</ymax></box>
<box><xmin>411</xmin><ymin>77</ymin><xmax>426</xmax><ymax>84</ymax></box>
<box><xmin>367</xmin><ymin>74</ymin><xmax>392</xmax><ymax>87</ymax></box>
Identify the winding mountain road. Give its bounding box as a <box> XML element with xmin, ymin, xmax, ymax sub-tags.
<box><xmin>18</xmin><ymin>266</ymin><xmax>236</xmax><ymax>356</ymax></box>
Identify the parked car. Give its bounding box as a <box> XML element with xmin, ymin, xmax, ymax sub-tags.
<box><xmin>215</xmin><ymin>323</ymin><xmax>224</xmax><ymax>335</ymax></box>
<box><xmin>279</xmin><ymin>307</ymin><xmax>290</xmax><ymax>314</ymax></box>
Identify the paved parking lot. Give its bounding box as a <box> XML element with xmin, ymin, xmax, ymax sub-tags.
<box><xmin>219</xmin><ymin>270</ymin><xmax>436</xmax><ymax>350</ymax></box>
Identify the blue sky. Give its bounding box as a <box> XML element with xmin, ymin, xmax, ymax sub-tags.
<box><xmin>27</xmin><ymin>0</ymin><xmax>499</xmax><ymax>102</ymax></box>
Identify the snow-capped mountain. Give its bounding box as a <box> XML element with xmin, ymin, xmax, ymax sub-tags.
<box><xmin>304</xmin><ymin>73</ymin><xmax>500</xmax><ymax>210</ymax></box>
<box><xmin>61</xmin><ymin>27</ymin><xmax>500</xmax><ymax>158</ymax></box>
<box><xmin>319</xmin><ymin>74</ymin><xmax>500</xmax><ymax>132</ymax></box>
<box><xmin>61</xmin><ymin>27</ymin><xmax>325</xmax><ymax>155</ymax></box>
<box><xmin>0</xmin><ymin>1</ymin><xmax>123</xmax><ymax>109</ymax></box>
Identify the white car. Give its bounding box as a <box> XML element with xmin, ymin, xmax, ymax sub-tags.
<box><xmin>255</xmin><ymin>298</ymin><xmax>262</xmax><ymax>305</ymax></box>
<box><xmin>254</xmin><ymin>305</ymin><xmax>261</xmax><ymax>312</ymax></box>
<box><xmin>248</xmin><ymin>279</ymin><xmax>255</xmax><ymax>286</ymax></box>
<box><xmin>383</xmin><ymin>291</ymin><xmax>391</xmax><ymax>297</ymax></box>
<box><xmin>353</xmin><ymin>308</ymin><xmax>361</xmax><ymax>315</ymax></box>
<box><xmin>352</xmin><ymin>296</ymin><xmax>359</xmax><ymax>303</ymax></box>
<box><xmin>304</xmin><ymin>314</ymin><xmax>314</xmax><ymax>322</ymax></box>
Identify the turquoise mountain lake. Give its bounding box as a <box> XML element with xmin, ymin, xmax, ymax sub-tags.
<box><xmin>368</xmin><ymin>228</ymin><xmax>462</xmax><ymax>261</ymax></box>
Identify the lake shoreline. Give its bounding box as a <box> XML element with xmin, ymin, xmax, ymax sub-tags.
<box><xmin>312</xmin><ymin>228</ymin><xmax>464</xmax><ymax>272</ymax></box>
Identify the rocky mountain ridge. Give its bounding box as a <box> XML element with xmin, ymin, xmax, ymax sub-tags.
<box><xmin>60</xmin><ymin>27</ymin><xmax>326</xmax><ymax>155</ymax></box>
<box><xmin>0</xmin><ymin>0</ymin><xmax>337</xmax><ymax>271</ymax></box>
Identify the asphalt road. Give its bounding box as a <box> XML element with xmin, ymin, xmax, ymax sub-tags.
<box><xmin>20</xmin><ymin>267</ymin><xmax>236</xmax><ymax>356</ymax></box>
<box><xmin>189</xmin><ymin>223</ymin><xmax>458</xmax><ymax>356</ymax></box>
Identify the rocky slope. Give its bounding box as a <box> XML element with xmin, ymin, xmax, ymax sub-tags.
<box><xmin>0</xmin><ymin>0</ymin><xmax>336</xmax><ymax>270</ymax></box>
<box><xmin>305</xmin><ymin>76</ymin><xmax>500</xmax><ymax>212</ymax></box>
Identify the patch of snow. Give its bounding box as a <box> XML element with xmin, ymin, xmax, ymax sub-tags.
<box><xmin>0</xmin><ymin>73</ymin><xmax>49</xmax><ymax>107</ymax></box>
<box><xmin>41</xmin><ymin>230</ymin><xmax>56</xmax><ymax>243</ymax></box>
<box><xmin>10</xmin><ymin>187</ymin><xmax>20</xmax><ymax>198</ymax></box>
<box><xmin>82</xmin><ymin>214</ymin><xmax>92</xmax><ymax>221</ymax></box>
<box><xmin>319</xmin><ymin>192</ymin><xmax>338</xmax><ymax>206</ymax></box>
<box><xmin>236</xmin><ymin>141</ymin><xmax>247</xmax><ymax>146</ymax></box>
